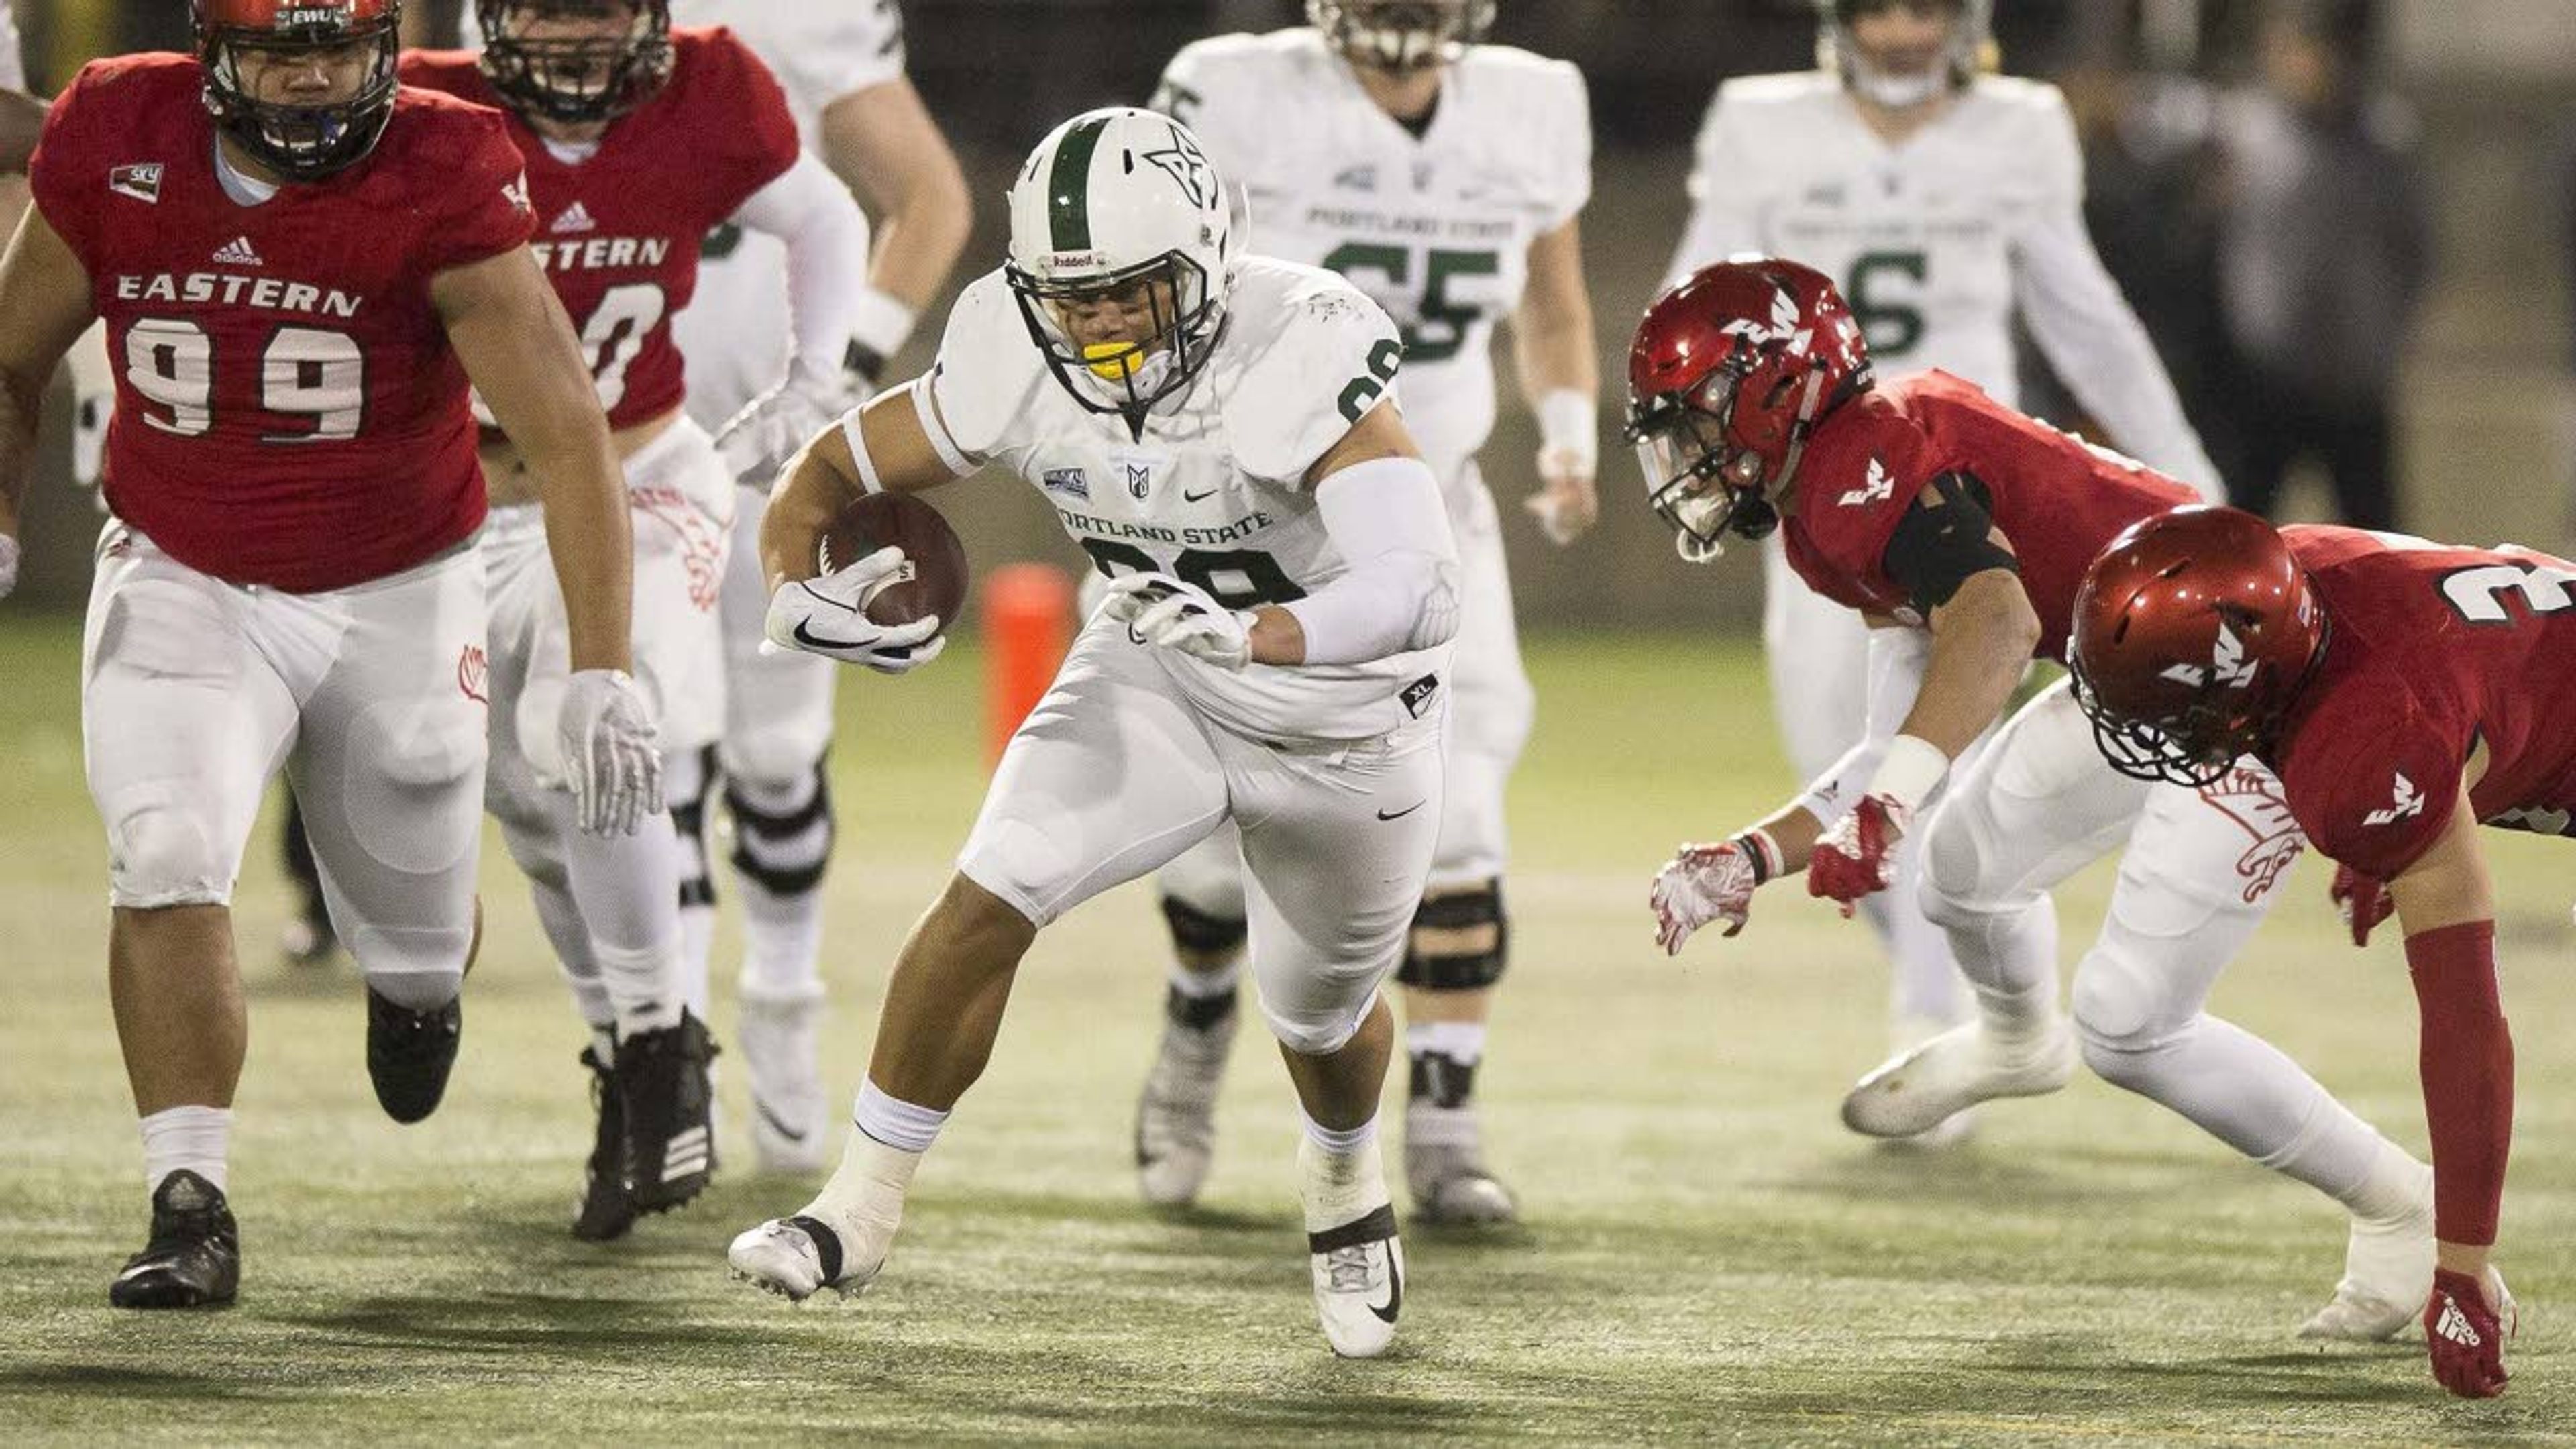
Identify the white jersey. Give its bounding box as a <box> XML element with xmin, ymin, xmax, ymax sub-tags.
<box><xmin>1155</xmin><ymin>30</ymin><xmax>1588</xmax><ymax>486</ymax></box>
<box><xmin>1</xmin><ymin>0</ymin><xmax>23</xmax><ymax>92</ymax></box>
<box><xmin>1672</xmin><ymin>71</ymin><xmax>2219</xmax><ymax>498</ymax></box>
<box><xmin>926</xmin><ymin>258</ymin><xmax>1448</xmax><ymax>742</ymax></box>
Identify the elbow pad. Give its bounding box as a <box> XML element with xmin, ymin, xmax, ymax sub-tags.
<box><xmin>1882</xmin><ymin>470</ymin><xmax>2017</xmax><ymax>614</ymax></box>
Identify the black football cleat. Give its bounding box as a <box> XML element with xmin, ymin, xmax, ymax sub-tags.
<box><xmin>572</xmin><ymin>1044</ymin><xmax>637</xmax><ymax>1242</ymax></box>
<box><xmin>110</xmin><ymin>1170</ymin><xmax>240</xmax><ymax>1310</ymax></box>
<box><xmin>366</xmin><ymin>985</ymin><xmax>462</xmax><ymax>1124</ymax></box>
<box><xmin>616</xmin><ymin>1011</ymin><xmax>717</xmax><ymax>1214</ymax></box>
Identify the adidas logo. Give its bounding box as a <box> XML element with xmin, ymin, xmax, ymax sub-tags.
<box><xmin>2435</xmin><ymin>1298</ymin><xmax>2482</xmax><ymax>1348</ymax></box>
<box><xmin>212</xmin><ymin>235</ymin><xmax>263</xmax><ymax>267</ymax></box>
<box><xmin>551</xmin><ymin>200</ymin><xmax>598</xmax><ymax>235</ymax></box>
<box><xmin>660</xmin><ymin>1124</ymin><xmax>710</xmax><ymax>1183</ymax></box>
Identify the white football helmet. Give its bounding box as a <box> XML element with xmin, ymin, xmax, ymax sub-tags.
<box><xmin>1006</xmin><ymin>107</ymin><xmax>1242</xmax><ymax>427</ymax></box>
<box><xmin>1307</xmin><ymin>0</ymin><xmax>1495</xmax><ymax>72</ymax></box>
<box><xmin>1815</xmin><ymin>0</ymin><xmax>1992</xmax><ymax>111</ymax></box>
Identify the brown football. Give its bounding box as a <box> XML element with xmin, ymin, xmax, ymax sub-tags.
<box><xmin>818</xmin><ymin>491</ymin><xmax>969</xmax><ymax>634</ymax></box>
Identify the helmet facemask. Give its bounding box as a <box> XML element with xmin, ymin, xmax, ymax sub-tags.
<box><xmin>1817</xmin><ymin>0</ymin><xmax>1989</xmax><ymax>111</ymax></box>
<box><xmin>199</xmin><ymin>5</ymin><xmax>402</xmax><ymax>182</ymax></box>
<box><xmin>1626</xmin><ymin>358</ymin><xmax>1801</xmax><ymax>564</ymax></box>
<box><xmin>477</xmin><ymin>0</ymin><xmax>672</xmax><ymax>126</ymax></box>
<box><xmin>1307</xmin><ymin>0</ymin><xmax>1497</xmax><ymax>73</ymax></box>
<box><xmin>1009</xmin><ymin>250</ymin><xmax>1223</xmax><ymax>428</ymax></box>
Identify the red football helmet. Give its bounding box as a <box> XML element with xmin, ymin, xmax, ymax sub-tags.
<box><xmin>2068</xmin><ymin>506</ymin><xmax>2328</xmax><ymax>786</ymax></box>
<box><xmin>195</xmin><ymin>0</ymin><xmax>402</xmax><ymax>182</ymax></box>
<box><xmin>478</xmin><ymin>0</ymin><xmax>674</xmax><ymax>126</ymax></box>
<box><xmin>1624</xmin><ymin>257</ymin><xmax>1873</xmax><ymax>561</ymax></box>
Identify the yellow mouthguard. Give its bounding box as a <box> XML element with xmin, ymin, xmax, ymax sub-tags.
<box><xmin>1083</xmin><ymin>341</ymin><xmax>1144</xmax><ymax>383</ymax></box>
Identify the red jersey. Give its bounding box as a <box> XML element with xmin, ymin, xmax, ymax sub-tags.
<box><xmin>2270</xmin><ymin>526</ymin><xmax>2576</xmax><ymax>879</ymax></box>
<box><xmin>1780</xmin><ymin>371</ymin><xmax>2200</xmax><ymax>662</ymax></box>
<box><xmin>400</xmin><ymin>30</ymin><xmax>800</xmax><ymax>431</ymax></box>
<box><xmin>29</xmin><ymin>55</ymin><xmax>534</xmax><ymax>593</ymax></box>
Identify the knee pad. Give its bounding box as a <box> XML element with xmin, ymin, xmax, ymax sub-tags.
<box><xmin>1159</xmin><ymin>892</ymin><xmax>1247</xmax><ymax>960</ymax></box>
<box><xmin>669</xmin><ymin>744</ymin><xmax>718</xmax><ymax>910</ymax></box>
<box><xmin>727</xmin><ymin>754</ymin><xmax>834</xmax><ymax>897</ymax></box>
<box><xmin>1394</xmin><ymin>879</ymin><xmax>1506</xmax><ymax>992</ymax></box>
<box><xmin>105</xmin><ymin>794</ymin><xmax>234</xmax><ymax>908</ymax></box>
<box><xmin>2070</xmin><ymin>938</ymin><xmax>2197</xmax><ymax>1075</ymax></box>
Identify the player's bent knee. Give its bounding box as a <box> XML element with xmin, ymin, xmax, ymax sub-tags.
<box><xmin>1394</xmin><ymin>879</ymin><xmax>1506</xmax><ymax>991</ymax></box>
<box><xmin>1265</xmin><ymin>1002</ymin><xmax>1369</xmax><ymax>1058</ymax></box>
<box><xmin>724</xmin><ymin>757</ymin><xmax>834</xmax><ymax>898</ymax></box>
<box><xmin>2070</xmin><ymin>941</ymin><xmax>2186</xmax><ymax>1064</ymax></box>
<box><xmin>104</xmin><ymin>802</ymin><xmax>235</xmax><ymax>910</ymax></box>
<box><xmin>1159</xmin><ymin>892</ymin><xmax>1247</xmax><ymax>966</ymax></box>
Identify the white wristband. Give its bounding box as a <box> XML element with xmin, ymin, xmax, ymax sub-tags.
<box><xmin>1866</xmin><ymin>733</ymin><xmax>1951</xmax><ymax>815</ymax></box>
<box><xmin>850</xmin><ymin>286</ymin><xmax>920</xmax><ymax>367</ymax></box>
<box><xmin>1536</xmin><ymin>388</ymin><xmax>1598</xmax><ymax>475</ymax></box>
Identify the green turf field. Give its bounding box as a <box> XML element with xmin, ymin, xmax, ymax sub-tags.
<box><xmin>1</xmin><ymin>612</ymin><xmax>2571</xmax><ymax>1445</ymax></box>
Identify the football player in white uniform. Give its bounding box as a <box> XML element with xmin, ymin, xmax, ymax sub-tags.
<box><xmin>667</xmin><ymin>0</ymin><xmax>970</xmax><ymax>1175</ymax></box>
<box><xmin>728</xmin><ymin>108</ymin><xmax>1459</xmax><ymax>1359</ymax></box>
<box><xmin>1130</xmin><ymin>0</ymin><xmax>1594</xmax><ymax>1227</ymax></box>
<box><xmin>1668</xmin><ymin>0</ymin><xmax>2223</xmax><ymax>1132</ymax></box>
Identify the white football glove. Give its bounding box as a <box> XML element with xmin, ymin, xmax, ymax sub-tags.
<box><xmin>1649</xmin><ymin>838</ymin><xmax>1766</xmax><ymax>956</ymax></box>
<box><xmin>558</xmin><ymin>669</ymin><xmax>664</xmax><ymax>838</ymax></box>
<box><xmin>715</xmin><ymin>361</ymin><xmax>859</xmax><ymax>486</ymax></box>
<box><xmin>66</xmin><ymin>321</ymin><xmax>113</xmax><ymax>492</ymax></box>
<box><xmin>0</xmin><ymin>534</ymin><xmax>19</xmax><ymax>601</ymax></box>
<box><xmin>1525</xmin><ymin>451</ymin><xmax>1599</xmax><ymax>547</ymax></box>
<box><xmin>764</xmin><ymin>544</ymin><xmax>945</xmax><ymax>674</ymax></box>
<box><xmin>1102</xmin><ymin>572</ymin><xmax>1254</xmax><ymax>672</ymax></box>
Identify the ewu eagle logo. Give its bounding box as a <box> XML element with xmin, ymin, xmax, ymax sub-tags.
<box><xmin>2160</xmin><ymin>621</ymin><xmax>2257</xmax><ymax>690</ymax></box>
<box><xmin>1837</xmin><ymin>457</ymin><xmax>1896</xmax><ymax>508</ymax></box>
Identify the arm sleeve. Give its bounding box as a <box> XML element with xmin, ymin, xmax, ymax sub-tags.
<box><xmin>1667</xmin><ymin>89</ymin><xmax>1761</xmax><ymax>284</ymax></box>
<box><xmin>1280</xmin><ymin>455</ymin><xmax>1462</xmax><ymax>665</ymax></box>
<box><xmin>1792</xmin><ymin>624</ymin><xmax>1933</xmax><ymax>827</ymax></box>
<box><xmin>2406</xmin><ymin>920</ymin><xmax>2514</xmax><ymax>1246</ymax></box>
<box><xmin>2009</xmin><ymin>88</ymin><xmax>2225</xmax><ymax>502</ymax></box>
<box><xmin>734</xmin><ymin>150</ymin><xmax>875</xmax><ymax>378</ymax></box>
<box><xmin>415</xmin><ymin>111</ymin><xmax>537</xmax><ymax>276</ymax></box>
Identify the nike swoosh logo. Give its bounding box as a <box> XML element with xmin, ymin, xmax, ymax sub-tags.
<box><xmin>1375</xmin><ymin>801</ymin><xmax>1425</xmax><ymax>821</ymax></box>
<box><xmin>1370</xmin><ymin>1253</ymin><xmax>1401</xmax><ymax>1324</ymax></box>
<box><xmin>1183</xmin><ymin>488</ymin><xmax>1217</xmax><ymax>502</ymax></box>
<box><xmin>753</xmin><ymin>1097</ymin><xmax>809</xmax><ymax>1144</ymax></box>
<box><xmin>792</xmin><ymin>620</ymin><xmax>869</xmax><ymax>653</ymax></box>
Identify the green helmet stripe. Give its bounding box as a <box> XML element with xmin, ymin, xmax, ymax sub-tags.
<box><xmin>1046</xmin><ymin>115</ymin><xmax>1111</xmax><ymax>253</ymax></box>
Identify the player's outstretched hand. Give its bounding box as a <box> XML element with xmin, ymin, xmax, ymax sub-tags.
<box><xmin>559</xmin><ymin>669</ymin><xmax>664</xmax><ymax>837</ymax></box>
<box><xmin>2425</xmin><ymin>1267</ymin><xmax>2514</xmax><ymax>1399</ymax></box>
<box><xmin>1650</xmin><ymin>838</ymin><xmax>1767</xmax><ymax>955</ymax></box>
<box><xmin>0</xmin><ymin>534</ymin><xmax>19</xmax><ymax>602</ymax></box>
<box><xmin>1808</xmin><ymin>796</ymin><xmax>1908</xmax><ymax>916</ymax></box>
<box><xmin>1102</xmin><ymin>572</ymin><xmax>1253</xmax><ymax>672</ymax></box>
<box><xmin>2329</xmin><ymin>862</ymin><xmax>2393</xmax><ymax>947</ymax></box>
<box><xmin>764</xmin><ymin>545</ymin><xmax>945</xmax><ymax>674</ymax></box>
<box><xmin>1524</xmin><ymin>462</ymin><xmax>1598</xmax><ymax>547</ymax></box>
<box><xmin>715</xmin><ymin>361</ymin><xmax>859</xmax><ymax>486</ymax></box>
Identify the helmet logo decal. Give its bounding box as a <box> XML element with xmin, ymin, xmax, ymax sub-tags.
<box><xmin>1141</xmin><ymin>123</ymin><xmax>1217</xmax><ymax>209</ymax></box>
<box><xmin>2159</xmin><ymin>620</ymin><xmax>2256</xmax><ymax>689</ymax></box>
<box><xmin>2363</xmin><ymin>772</ymin><xmax>2426</xmax><ymax>828</ymax></box>
<box><xmin>1719</xmin><ymin>282</ymin><xmax>1808</xmax><ymax>350</ymax></box>
<box><xmin>1837</xmin><ymin>455</ymin><xmax>1896</xmax><ymax>508</ymax></box>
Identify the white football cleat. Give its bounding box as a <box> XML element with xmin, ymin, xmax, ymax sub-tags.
<box><xmin>2300</xmin><ymin>1181</ymin><xmax>2436</xmax><ymax>1340</ymax></box>
<box><xmin>1840</xmin><ymin>1018</ymin><xmax>2075</xmax><ymax>1139</ymax></box>
<box><xmin>1869</xmin><ymin>1014</ymin><xmax>1980</xmax><ymax>1150</ymax></box>
<box><xmin>1309</xmin><ymin>1205</ymin><xmax>1405</xmax><ymax>1359</ymax></box>
<box><xmin>727</xmin><ymin>1210</ymin><xmax>885</xmax><ymax>1303</ymax></box>
<box><xmin>739</xmin><ymin>991</ymin><xmax>830</xmax><ymax>1174</ymax></box>
<box><xmin>1134</xmin><ymin>1002</ymin><xmax>1236</xmax><ymax>1208</ymax></box>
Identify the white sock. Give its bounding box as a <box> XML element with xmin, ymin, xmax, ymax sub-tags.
<box><xmin>1405</xmin><ymin>1020</ymin><xmax>1485</xmax><ymax>1065</ymax></box>
<box><xmin>739</xmin><ymin>876</ymin><xmax>827</xmax><ymax>1001</ymax></box>
<box><xmin>1297</xmin><ymin>1120</ymin><xmax>1387</xmax><ymax>1233</ymax></box>
<box><xmin>853</xmin><ymin>1078</ymin><xmax>949</xmax><ymax>1153</ymax></box>
<box><xmin>1300</xmin><ymin>1108</ymin><xmax>1379</xmax><ymax>1157</ymax></box>
<box><xmin>140</xmin><ymin>1106</ymin><xmax>232</xmax><ymax>1194</ymax></box>
<box><xmin>1169</xmin><ymin>958</ymin><xmax>1241</xmax><ymax>998</ymax></box>
<box><xmin>553</xmin><ymin>792</ymin><xmax>687</xmax><ymax>1037</ymax></box>
<box><xmin>1942</xmin><ymin>898</ymin><xmax>2061</xmax><ymax>1041</ymax></box>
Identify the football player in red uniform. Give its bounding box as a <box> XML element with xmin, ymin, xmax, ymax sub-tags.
<box><xmin>2071</xmin><ymin>506</ymin><xmax>2560</xmax><ymax>1397</ymax></box>
<box><xmin>0</xmin><ymin>0</ymin><xmax>652</xmax><ymax>1309</ymax></box>
<box><xmin>400</xmin><ymin>0</ymin><xmax>871</xmax><ymax>1237</ymax></box>
<box><xmin>1627</xmin><ymin>258</ymin><xmax>2438</xmax><ymax>1339</ymax></box>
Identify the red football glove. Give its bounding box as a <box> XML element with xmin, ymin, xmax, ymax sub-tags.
<box><xmin>1808</xmin><ymin>796</ymin><xmax>1908</xmax><ymax>917</ymax></box>
<box><xmin>2330</xmin><ymin>862</ymin><xmax>2394</xmax><ymax>947</ymax></box>
<box><xmin>2424</xmin><ymin>1268</ymin><xmax>2511</xmax><ymax>1398</ymax></box>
